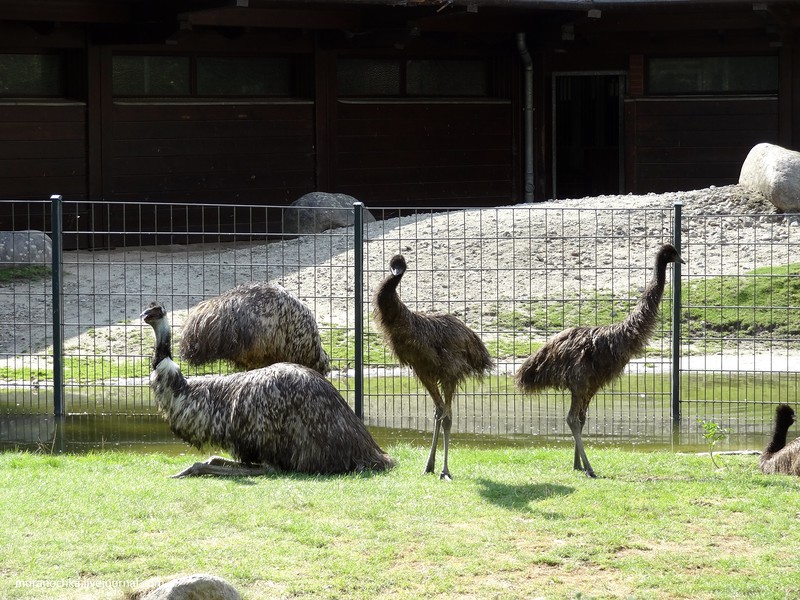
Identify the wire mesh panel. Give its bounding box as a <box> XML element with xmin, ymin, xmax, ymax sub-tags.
<box><xmin>0</xmin><ymin>200</ymin><xmax>57</xmax><ymax>447</ymax></box>
<box><xmin>679</xmin><ymin>210</ymin><xmax>800</xmax><ymax>447</ymax></box>
<box><xmin>2</xmin><ymin>194</ymin><xmax>799</xmax><ymax>452</ymax></box>
<box><xmin>362</xmin><ymin>204</ymin><xmax>677</xmax><ymax>446</ymax></box>
<box><xmin>22</xmin><ymin>199</ymin><xmax>355</xmax><ymax>449</ymax></box>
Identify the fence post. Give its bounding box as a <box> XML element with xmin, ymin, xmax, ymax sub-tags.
<box><xmin>353</xmin><ymin>201</ymin><xmax>364</xmax><ymax>419</ymax></box>
<box><xmin>50</xmin><ymin>194</ymin><xmax>64</xmax><ymax>418</ymax></box>
<box><xmin>671</xmin><ymin>200</ymin><xmax>683</xmax><ymax>424</ymax></box>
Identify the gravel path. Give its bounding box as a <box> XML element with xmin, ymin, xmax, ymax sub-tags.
<box><xmin>1</xmin><ymin>184</ymin><xmax>797</xmax><ymax>366</ymax></box>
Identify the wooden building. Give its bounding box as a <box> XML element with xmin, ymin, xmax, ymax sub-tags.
<box><xmin>0</xmin><ymin>0</ymin><xmax>798</xmax><ymax>238</ymax></box>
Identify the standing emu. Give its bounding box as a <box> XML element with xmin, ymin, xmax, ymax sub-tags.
<box><xmin>142</xmin><ymin>302</ymin><xmax>394</xmax><ymax>477</ymax></box>
<box><xmin>179</xmin><ymin>282</ymin><xmax>330</xmax><ymax>375</ymax></box>
<box><xmin>760</xmin><ymin>404</ymin><xmax>800</xmax><ymax>476</ymax></box>
<box><xmin>373</xmin><ymin>254</ymin><xmax>493</xmax><ymax>480</ymax></box>
<box><xmin>515</xmin><ymin>243</ymin><xmax>684</xmax><ymax>477</ymax></box>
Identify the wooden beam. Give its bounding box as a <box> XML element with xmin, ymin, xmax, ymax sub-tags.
<box><xmin>0</xmin><ymin>0</ymin><xmax>131</xmax><ymax>24</ymax></box>
<box><xmin>183</xmin><ymin>7</ymin><xmax>364</xmax><ymax>30</ymax></box>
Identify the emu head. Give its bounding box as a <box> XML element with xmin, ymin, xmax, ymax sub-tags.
<box><xmin>389</xmin><ymin>255</ymin><xmax>407</xmax><ymax>277</ymax></box>
<box><xmin>141</xmin><ymin>302</ymin><xmax>167</xmax><ymax>327</ymax></box>
<box><xmin>658</xmin><ymin>243</ymin><xmax>685</xmax><ymax>265</ymax></box>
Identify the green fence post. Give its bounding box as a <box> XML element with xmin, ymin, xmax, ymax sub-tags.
<box><xmin>671</xmin><ymin>200</ymin><xmax>683</xmax><ymax>424</ymax></box>
<box><xmin>50</xmin><ymin>194</ymin><xmax>64</xmax><ymax>418</ymax></box>
<box><xmin>353</xmin><ymin>201</ymin><xmax>364</xmax><ymax>419</ymax></box>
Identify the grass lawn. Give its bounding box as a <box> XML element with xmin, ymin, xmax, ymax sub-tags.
<box><xmin>1</xmin><ymin>445</ymin><xmax>798</xmax><ymax>599</ymax></box>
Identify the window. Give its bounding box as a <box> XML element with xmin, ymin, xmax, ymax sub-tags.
<box><xmin>196</xmin><ymin>57</ymin><xmax>291</xmax><ymax>96</ymax></box>
<box><xmin>647</xmin><ymin>56</ymin><xmax>778</xmax><ymax>95</ymax></box>
<box><xmin>338</xmin><ymin>57</ymin><xmax>491</xmax><ymax>98</ymax></box>
<box><xmin>407</xmin><ymin>59</ymin><xmax>488</xmax><ymax>97</ymax></box>
<box><xmin>338</xmin><ymin>59</ymin><xmax>401</xmax><ymax>96</ymax></box>
<box><xmin>0</xmin><ymin>54</ymin><xmax>66</xmax><ymax>97</ymax></box>
<box><xmin>112</xmin><ymin>56</ymin><xmax>190</xmax><ymax>96</ymax></box>
<box><xmin>112</xmin><ymin>55</ymin><xmax>301</xmax><ymax>98</ymax></box>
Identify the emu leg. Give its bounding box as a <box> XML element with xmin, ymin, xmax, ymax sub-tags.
<box><xmin>425</xmin><ymin>406</ymin><xmax>443</xmax><ymax>475</ymax></box>
<box><xmin>172</xmin><ymin>455</ymin><xmax>277</xmax><ymax>478</ymax></box>
<box><xmin>439</xmin><ymin>413</ymin><xmax>453</xmax><ymax>481</ymax></box>
<box><xmin>567</xmin><ymin>397</ymin><xmax>596</xmax><ymax>478</ymax></box>
<box><xmin>419</xmin><ymin>375</ymin><xmax>446</xmax><ymax>475</ymax></box>
<box><xmin>439</xmin><ymin>383</ymin><xmax>457</xmax><ymax>480</ymax></box>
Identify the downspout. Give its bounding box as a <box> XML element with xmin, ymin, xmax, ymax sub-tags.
<box><xmin>517</xmin><ymin>32</ymin><xmax>535</xmax><ymax>202</ymax></box>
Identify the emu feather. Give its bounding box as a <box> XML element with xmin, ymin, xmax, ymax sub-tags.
<box><xmin>515</xmin><ymin>243</ymin><xmax>684</xmax><ymax>477</ymax></box>
<box><xmin>143</xmin><ymin>302</ymin><xmax>393</xmax><ymax>477</ymax></box>
<box><xmin>179</xmin><ymin>282</ymin><xmax>330</xmax><ymax>375</ymax></box>
<box><xmin>373</xmin><ymin>254</ymin><xmax>493</xmax><ymax>480</ymax></box>
<box><xmin>760</xmin><ymin>404</ymin><xmax>800</xmax><ymax>476</ymax></box>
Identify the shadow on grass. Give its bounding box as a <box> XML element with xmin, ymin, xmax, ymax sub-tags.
<box><xmin>476</xmin><ymin>478</ymin><xmax>574</xmax><ymax>513</ymax></box>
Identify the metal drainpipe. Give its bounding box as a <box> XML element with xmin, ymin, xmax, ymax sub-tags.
<box><xmin>517</xmin><ymin>32</ymin><xmax>535</xmax><ymax>202</ymax></box>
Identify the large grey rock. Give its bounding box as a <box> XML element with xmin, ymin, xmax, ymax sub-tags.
<box><xmin>283</xmin><ymin>192</ymin><xmax>376</xmax><ymax>235</ymax></box>
<box><xmin>739</xmin><ymin>143</ymin><xmax>800</xmax><ymax>212</ymax></box>
<box><xmin>0</xmin><ymin>230</ymin><xmax>52</xmax><ymax>268</ymax></box>
<box><xmin>130</xmin><ymin>574</ymin><xmax>241</xmax><ymax>600</ymax></box>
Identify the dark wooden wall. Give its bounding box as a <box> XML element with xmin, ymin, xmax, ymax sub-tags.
<box><xmin>333</xmin><ymin>101</ymin><xmax>515</xmax><ymax>207</ymax></box>
<box><xmin>625</xmin><ymin>98</ymin><xmax>780</xmax><ymax>193</ymax></box>
<box><xmin>109</xmin><ymin>102</ymin><xmax>316</xmax><ymax>203</ymax></box>
<box><xmin>0</xmin><ymin>104</ymin><xmax>87</xmax><ymax>231</ymax></box>
<box><xmin>0</xmin><ymin>105</ymin><xmax>87</xmax><ymax>197</ymax></box>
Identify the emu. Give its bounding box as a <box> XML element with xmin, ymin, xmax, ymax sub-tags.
<box><xmin>760</xmin><ymin>404</ymin><xmax>800</xmax><ymax>476</ymax></box>
<box><xmin>179</xmin><ymin>282</ymin><xmax>330</xmax><ymax>375</ymax></box>
<box><xmin>142</xmin><ymin>302</ymin><xmax>394</xmax><ymax>477</ymax></box>
<box><xmin>515</xmin><ymin>243</ymin><xmax>684</xmax><ymax>477</ymax></box>
<box><xmin>373</xmin><ymin>254</ymin><xmax>493</xmax><ymax>480</ymax></box>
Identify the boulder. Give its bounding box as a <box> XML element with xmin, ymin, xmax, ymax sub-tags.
<box><xmin>130</xmin><ymin>574</ymin><xmax>241</xmax><ymax>600</ymax></box>
<box><xmin>0</xmin><ymin>230</ymin><xmax>52</xmax><ymax>268</ymax></box>
<box><xmin>282</xmin><ymin>192</ymin><xmax>376</xmax><ymax>235</ymax></box>
<box><xmin>739</xmin><ymin>143</ymin><xmax>800</xmax><ymax>212</ymax></box>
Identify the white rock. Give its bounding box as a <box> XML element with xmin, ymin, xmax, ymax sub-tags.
<box><xmin>136</xmin><ymin>574</ymin><xmax>241</xmax><ymax>600</ymax></box>
<box><xmin>739</xmin><ymin>143</ymin><xmax>800</xmax><ymax>212</ymax></box>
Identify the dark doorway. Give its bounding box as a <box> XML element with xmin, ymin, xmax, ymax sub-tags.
<box><xmin>552</xmin><ymin>73</ymin><xmax>625</xmax><ymax>199</ymax></box>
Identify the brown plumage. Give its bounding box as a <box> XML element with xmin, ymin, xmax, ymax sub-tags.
<box><xmin>760</xmin><ymin>404</ymin><xmax>800</xmax><ymax>476</ymax></box>
<box><xmin>143</xmin><ymin>302</ymin><xmax>393</xmax><ymax>477</ymax></box>
<box><xmin>515</xmin><ymin>243</ymin><xmax>684</xmax><ymax>477</ymax></box>
<box><xmin>373</xmin><ymin>254</ymin><xmax>493</xmax><ymax>480</ymax></box>
<box><xmin>179</xmin><ymin>281</ymin><xmax>330</xmax><ymax>375</ymax></box>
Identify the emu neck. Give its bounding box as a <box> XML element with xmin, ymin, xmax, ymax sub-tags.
<box><xmin>375</xmin><ymin>273</ymin><xmax>406</xmax><ymax>324</ymax></box>
<box><xmin>621</xmin><ymin>255</ymin><xmax>670</xmax><ymax>354</ymax></box>
<box><xmin>151</xmin><ymin>318</ymin><xmax>174</xmax><ymax>370</ymax></box>
<box><xmin>766</xmin><ymin>422</ymin><xmax>789</xmax><ymax>455</ymax></box>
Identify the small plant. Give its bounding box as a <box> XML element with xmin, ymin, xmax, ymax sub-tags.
<box><xmin>699</xmin><ymin>419</ymin><xmax>728</xmax><ymax>468</ymax></box>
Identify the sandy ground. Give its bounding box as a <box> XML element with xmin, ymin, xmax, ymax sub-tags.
<box><xmin>1</xmin><ymin>183</ymin><xmax>798</xmax><ymax>373</ymax></box>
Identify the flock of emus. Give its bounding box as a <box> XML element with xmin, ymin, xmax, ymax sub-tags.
<box><xmin>141</xmin><ymin>243</ymin><xmax>800</xmax><ymax>479</ymax></box>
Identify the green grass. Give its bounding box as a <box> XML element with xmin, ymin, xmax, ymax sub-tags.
<box><xmin>0</xmin><ymin>265</ymin><xmax>51</xmax><ymax>283</ymax></box>
<box><xmin>1</xmin><ymin>447</ymin><xmax>798</xmax><ymax>599</ymax></box>
<box><xmin>683</xmin><ymin>263</ymin><xmax>800</xmax><ymax>338</ymax></box>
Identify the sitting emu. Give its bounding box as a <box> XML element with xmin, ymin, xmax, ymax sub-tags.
<box><xmin>515</xmin><ymin>243</ymin><xmax>684</xmax><ymax>478</ymax></box>
<box><xmin>760</xmin><ymin>404</ymin><xmax>800</xmax><ymax>476</ymax></box>
<box><xmin>142</xmin><ymin>302</ymin><xmax>394</xmax><ymax>477</ymax></box>
<box><xmin>179</xmin><ymin>282</ymin><xmax>330</xmax><ymax>375</ymax></box>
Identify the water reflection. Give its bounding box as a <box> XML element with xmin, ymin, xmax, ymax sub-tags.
<box><xmin>0</xmin><ymin>410</ymin><xmax>771</xmax><ymax>456</ymax></box>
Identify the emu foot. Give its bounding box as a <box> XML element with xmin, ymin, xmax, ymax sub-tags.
<box><xmin>573</xmin><ymin>465</ymin><xmax>597</xmax><ymax>479</ymax></box>
<box><xmin>439</xmin><ymin>471</ymin><xmax>453</xmax><ymax>482</ymax></box>
<box><xmin>423</xmin><ymin>460</ymin><xmax>436</xmax><ymax>476</ymax></box>
<box><xmin>172</xmin><ymin>456</ymin><xmax>276</xmax><ymax>478</ymax></box>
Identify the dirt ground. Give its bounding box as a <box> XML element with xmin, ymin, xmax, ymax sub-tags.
<box><xmin>1</xmin><ymin>184</ymin><xmax>797</xmax><ymax>373</ymax></box>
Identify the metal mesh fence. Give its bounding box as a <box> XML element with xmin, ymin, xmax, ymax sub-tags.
<box><xmin>1</xmin><ymin>197</ymin><xmax>798</xmax><ymax>452</ymax></box>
